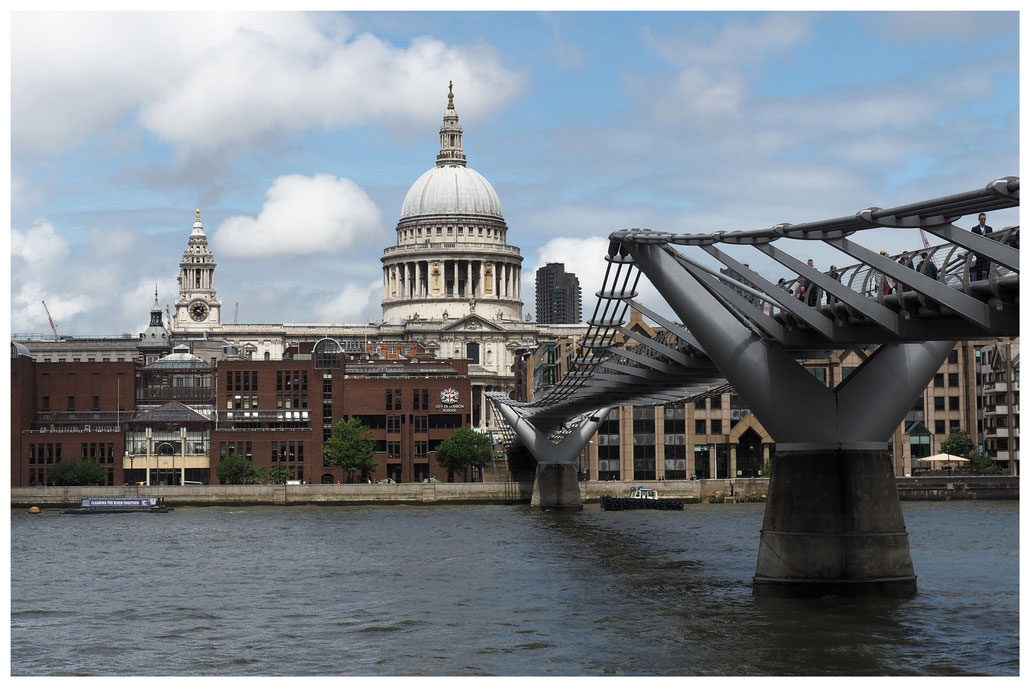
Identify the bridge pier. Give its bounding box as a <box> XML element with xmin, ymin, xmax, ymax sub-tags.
<box><xmin>624</xmin><ymin>240</ymin><xmax>956</xmax><ymax>598</ymax></box>
<box><xmin>491</xmin><ymin>400</ymin><xmax>611</xmax><ymax>511</ymax></box>
<box><xmin>754</xmin><ymin>447</ymin><xmax>916</xmax><ymax>597</ymax></box>
<box><xmin>530</xmin><ymin>463</ymin><xmax>583</xmax><ymax>511</ymax></box>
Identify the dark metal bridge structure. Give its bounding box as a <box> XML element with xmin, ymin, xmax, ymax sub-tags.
<box><xmin>490</xmin><ymin>176</ymin><xmax>1019</xmax><ymax>597</ymax></box>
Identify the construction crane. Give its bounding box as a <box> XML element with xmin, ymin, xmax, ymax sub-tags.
<box><xmin>41</xmin><ymin>300</ymin><xmax>60</xmax><ymax>339</ymax></box>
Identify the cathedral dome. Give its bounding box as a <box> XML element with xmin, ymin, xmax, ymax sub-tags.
<box><xmin>400</xmin><ymin>165</ymin><xmax>503</xmax><ymax>219</ymax></box>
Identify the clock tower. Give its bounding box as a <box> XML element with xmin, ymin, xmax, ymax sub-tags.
<box><xmin>173</xmin><ymin>209</ymin><xmax>222</xmax><ymax>331</ymax></box>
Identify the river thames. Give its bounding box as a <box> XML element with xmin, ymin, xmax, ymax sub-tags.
<box><xmin>10</xmin><ymin>499</ymin><xmax>1018</xmax><ymax>676</ymax></box>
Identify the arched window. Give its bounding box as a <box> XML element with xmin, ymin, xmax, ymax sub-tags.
<box><xmin>313</xmin><ymin>338</ymin><xmax>343</xmax><ymax>369</ymax></box>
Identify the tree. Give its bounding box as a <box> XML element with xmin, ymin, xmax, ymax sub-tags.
<box><xmin>216</xmin><ymin>453</ymin><xmax>266</xmax><ymax>485</ymax></box>
<box><xmin>940</xmin><ymin>427</ymin><xmax>976</xmax><ymax>459</ymax></box>
<box><xmin>967</xmin><ymin>449</ymin><xmax>1003</xmax><ymax>475</ymax></box>
<box><xmin>268</xmin><ymin>465</ymin><xmax>295</xmax><ymax>484</ymax></box>
<box><xmin>435</xmin><ymin>427</ymin><xmax>491</xmax><ymax>482</ymax></box>
<box><xmin>322</xmin><ymin>418</ymin><xmax>377</xmax><ymax>483</ymax></box>
<box><xmin>47</xmin><ymin>459</ymin><xmax>107</xmax><ymax>486</ymax></box>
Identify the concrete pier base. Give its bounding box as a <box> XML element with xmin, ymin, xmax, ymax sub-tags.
<box><xmin>530</xmin><ymin>463</ymin><xmax>583</xmax><ymax>511</ymax></box>
<box><xmin>753</xmin><ymin>448</ymin><xmax>917</xmax><ymax>598</ymax></box>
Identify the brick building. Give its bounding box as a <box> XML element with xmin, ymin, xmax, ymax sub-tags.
<box><xmin>11</xmin><ymin>340</ymin><xmax>473</xmax><ymax>487</ymax></box>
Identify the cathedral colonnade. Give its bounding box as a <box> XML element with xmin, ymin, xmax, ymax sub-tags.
<box><xmin>384</xmin><ymin>258</ymin><xmax>521</xmax><ymax>301</ymax></box>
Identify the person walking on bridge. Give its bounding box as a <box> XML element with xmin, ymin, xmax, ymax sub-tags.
<box><xmin>971</xmin><ymin>212</ymin><xmax>993</xmax><ymax>281</ymax></box>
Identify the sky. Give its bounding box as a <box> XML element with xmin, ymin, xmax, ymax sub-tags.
<box><xmin>7</xmin><ymin>9</ymin><xmax>1021</xmax><ymax>337</ymax></box>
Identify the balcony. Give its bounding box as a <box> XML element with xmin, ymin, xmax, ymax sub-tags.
<box><xmin>383</xmin><ymin>241</ymin><xmax>521</xmax><ymax>257</ymax></box>
<box><xmin>983</xmin><ymin>404</ymin><xmax>1009</xmax><ymax>417</ymax></box>
<box><xmin>984</xmin><ymin>426</ymin><xmax>1010</xmax><ymax>439</ymax></box>
<box><xmin>982</xmin><ymin>381</ymin><xmax>1009</xmax><ymax>395</ymax></box>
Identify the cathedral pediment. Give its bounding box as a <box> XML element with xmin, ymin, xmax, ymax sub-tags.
<box><xmin>440</xmin><ymin>314</ymin><xmax>508</xmax><ymax>333</ymax></box>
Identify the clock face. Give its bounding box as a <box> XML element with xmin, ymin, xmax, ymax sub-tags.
<box><xmin>188</xmin><ymin>301</ymin><xmax>209</xmax><ymax>322</ymax></box>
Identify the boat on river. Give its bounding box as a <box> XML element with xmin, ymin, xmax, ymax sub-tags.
<box><xmin>600</xmin><ymin>486</ymin><xmax>684</xmax><ymax>511</ymax></box>
<box><xmin>62</xmin><ymin>497</ymin><xmax>173</xmax><ymax>514</ymax></box>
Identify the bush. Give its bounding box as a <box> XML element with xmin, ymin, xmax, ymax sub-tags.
<box><xmin>216</xmin><ymin>454</ymin><xmax>266</xmax><ymax>485</ymax></box>
<box><xmin>46</xmin><ymin>459</ymin><xmax>107</xmax><ymax>486</ymax></box>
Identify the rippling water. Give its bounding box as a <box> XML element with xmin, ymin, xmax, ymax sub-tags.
<box><xmin>10</xmin><ymin>500</ymin><xmax>1018</xmax><ymax>676</ymax></box>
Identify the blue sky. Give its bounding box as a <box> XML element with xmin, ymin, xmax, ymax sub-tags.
<box><xmin>8</xmin><ymin>10</ymin><xmax>1020</xmax><ymax>336</ymax></box>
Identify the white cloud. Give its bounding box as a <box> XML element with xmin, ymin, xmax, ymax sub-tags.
<box><xmin>212</xmin><ymin>174</ymin><xmax>385</xmax><ymax>258</ymax></box>
<box><xmin>11</xmin><ymin>220</ymin><xmax>69</xmax><ymax>267</ymax></box>
<box><xmin>12</xmin><ymin>13</ymin><xmax>524</xmax><ymax>156</ymax></box>
<box><xmin>312</xmin><ymin>280</ymin><xmax>383</xmax><ymax>323</ymax></box>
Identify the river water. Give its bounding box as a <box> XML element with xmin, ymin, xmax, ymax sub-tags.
<box><xmin>9</xmin><ymin>500</ymin><xmax>1019</xmax><ymax>676</ymax></box>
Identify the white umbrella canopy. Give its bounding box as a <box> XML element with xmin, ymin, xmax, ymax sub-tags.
<box><xmin>918</xmin><ymin>453</ymin><xmax>970</xmax><ymax>463</ymax></box>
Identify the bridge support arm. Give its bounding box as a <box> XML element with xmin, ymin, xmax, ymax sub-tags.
<box><xmin>492</xmin><ymin>402</ymin><xmax>613</xmax><ymax>511</ymax></box>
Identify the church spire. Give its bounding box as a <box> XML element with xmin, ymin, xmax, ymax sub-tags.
<box><xmin>436</xmin><ymin>81</ymin><xmax>466</xmax><ymax>167</ymax></box>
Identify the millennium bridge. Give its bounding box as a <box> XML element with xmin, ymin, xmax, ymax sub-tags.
<box><xmin>490</xmin><ymin>176</ymin><xmax>1019</xmax><ymax>598</ymax></box>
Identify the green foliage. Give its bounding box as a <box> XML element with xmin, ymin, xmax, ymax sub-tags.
<box><xmin>940</xmin><ymin>427</ymin><xmax>976</xmax><ymax>459</ymax></box>
<box><xmin>216</xmin><ymin>453</ymin><xmax>267</xmax><ymax>485</ymax></box>
<box><xmin>47</xmin><ymin>459</ymin><xmax>107</xmax><ymax>486</ymax></box>
<box><xmin>268</xmin><ymin>465</ymin><xmax>295</xmax><ymax>484</ymax></box>
<box><xmin>322</xmin><ymin>418</ymin><xmax>378</xmax><ymax>482</ymax></box>
<box><xmin>967</xmin><ymin>449</ymin><xmax>1003</xmax><ymax>475</ymax></box>
<box><xmin>435</xmin><ymin>427</ymin><xmax>491</xmax><ymax>480</ymax></box>
<box><xmin>759</xmin><ymin>461</ymin><xmax>773</xmax><ymax>478</ymax></box>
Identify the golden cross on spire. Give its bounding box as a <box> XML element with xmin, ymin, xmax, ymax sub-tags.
<box><xmin>447</xmin><ymin>81</ymin><xmax>454</xmax><ymax>109</ymax></box>
<box><xmin>195</xmin><ymin>208</ymin><xmax>201</xmax><ymax>222</ymax></box>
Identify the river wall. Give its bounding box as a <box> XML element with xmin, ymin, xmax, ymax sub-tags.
<box><xmin>10</xmin><ymin>476</ymin><xmax>1016</xmax><ymax>508</ymax></box>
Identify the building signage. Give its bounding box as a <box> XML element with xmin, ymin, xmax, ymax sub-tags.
<box><xmin>80</xmin><ymin>498</ymin><xmax>156</xmax><ymax>508</ymax></box>
<box><xmin>435</xmin><ymin>388</ymin><xmax>465</xmax><ymax>413</ymax></box>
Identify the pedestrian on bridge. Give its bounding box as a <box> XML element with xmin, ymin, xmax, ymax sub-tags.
<box><xmin>971</xmin><ymin>212</ymin><xmax>993</xmax><ymax>281</ymax></box>
<box><xmin>917</xmin><ymin>252</ymin><xmax>938</xmax><ymax>280</ymax></box>
<box><xmin>826</xmin><ymin>265</ymin><xmax>841</xmax><ymax>304</ymax></box>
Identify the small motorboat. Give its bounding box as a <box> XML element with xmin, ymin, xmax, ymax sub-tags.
<box><xmin>600</xmin><ymin>487</ymin><xmax>684</xmax><ymax>511</ymax></box>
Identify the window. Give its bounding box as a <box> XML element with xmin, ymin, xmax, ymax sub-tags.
<box><xmin>394</xmin><ymin>389</ymin><xmax>402</xmax><ymax>411</ymax></box>
<box><xmin>948</xmin><ymin>349</ymin><xmax>958</xmax><ymax>364</ymax></box>
<box><xmin>935</xmin><ymin>420</ymin><xmax>945</xmax><ymax>434</ymax></box>
<box><xmin>950</xmin><ymin>420</ymin><xmax>960</xmax><ymax>430</ymax></box>
<box><xmin>387</xmin><ymin>441</ymin><xmax>401</xmax><ymax>459</ymax></box>
<box><xmin>92</xmin><ymin>396</ymin><xmax>100</xmax><ymax>411</ymax></box>
<box><xmin>694</xmin><ymin>399</ymin><xmax>706</xmax><ymax>410</ymax></box>
<box><xmin>710</xmin><ymin>395</ymin><xmax>722</xmax><ymax>409</ymax></box>
<box><xmin>934</xmin><ymin>374</ymin><xmax>944</xmax><ymax>388</ymax></box>
<box><xmin>42</xmin><ymin>396</ymin><xmax>50</xmax><ymax>410</ymax></box>
<box><xmin>414</xmin><ymin>415</ymin><xmax>428</xmax><ymax>433</ymax></box>
<box><xmin>710</xmin><ymin>419</ymin><xmax>722</xmax><ymax>434</ymax></box>
<box><xmin>948</xmin><ymin>373</ymin><xmax>959</xmax><ymax>387</ymax></box>
<box><xmin>386</xmin><ymin>389</ymin><xmax>393</xmax><ymax>411</ymax></box>
<box><xmin>808</xmin><ymin>367</ymin><xmax>827</xmax><ymax>384</ymax></box>
<box><xmin>949</xmin><ymin>397</ymin><xmax>960</xmax><ymax>411</ymax></box>
<box><xmin>67</xmin><ymin>396</ymin><xmax>75</xmax><ymax>411</ymax></box>
<box><xmin>934</xmin><ymin>397</ymin><xmax>945</xmax><ymax>411</ymax></box>
<box><xmin>695</xmin><ymin>420</ymin><xmax>706</xmax><ymax>435</ymax></box>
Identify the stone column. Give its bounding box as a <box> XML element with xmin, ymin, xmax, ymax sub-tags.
<box><xmin>730</xmin><ymin>443</ymin><xmax>738</xmax><ymax>478</ymax></box>
<box><xmin>467</xmin><ymin>261</ymin><xmax>473</xmax><ymax>297</ymax></box>
<box><xmin>755</xmin><ymin>448</ymin><xmax>916</xmax><ymax>597</ymax></box>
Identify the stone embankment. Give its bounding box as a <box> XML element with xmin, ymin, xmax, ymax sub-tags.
<box><xmin>10</xmin><ymin>475</ymin><xmax>1015</xmax><ymax>509</ymax></box>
